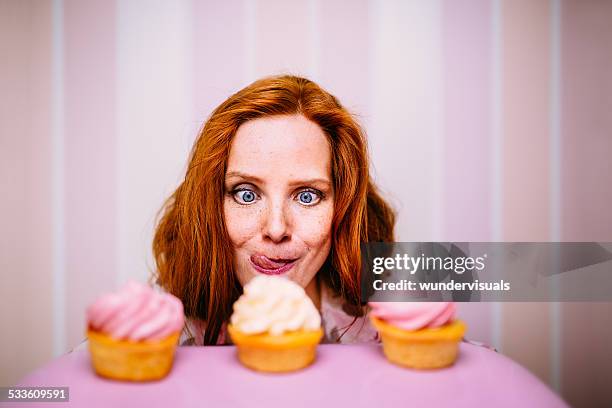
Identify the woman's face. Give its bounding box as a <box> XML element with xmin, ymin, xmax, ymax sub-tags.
<box><xmin>223</xmin><ymin>114</ymin><xmax>334</xmax><ymax>296</ymax></box>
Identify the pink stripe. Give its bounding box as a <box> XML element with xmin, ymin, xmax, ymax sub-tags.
<box><xmin>254</xmin><ymin>0</ymin><xmax>310</xmax><ymax>78</ymax></box>
<box><xmin>501</xmin><ymin>303</ymin><xmax>551</xmax><ymax>382</ymax></box>
<box><xmin>193</xmin><ymin>0</ymin><xmax>246</xmax><ymax>121</ymax></box>
<box><xmin>561</xmin><ymin>2</ymin><xmax>612</xmax><ymax>241</ymax></box>
<box><xmin>500</xmin><ymin>0</ymin><xmax>552</xmax><ymax>384</ymax></box>
<box><xmin>442</xmin><ymin>0</ymin><xmax>492</xmax><ymax>241</ymax></box>
<box><xmin>0</xmin><ymin>0</ymin><xmax>54</xmax><ymax>384</ymax></box>
<box><xmin>64</xmin><ymin>0</ymin><xmax>116</xmax><ymax>349</ymax></box>
<box><xmin>561</xmin><ymin>303</ymin><xmax>612</xmax><ymax>406</ymax></box>
<box><xmin>561</xmin><ymin>3</ymin><xmax>612</xmax><ymax>406</ymax></box>
<box><xmin>319</xmin><ymin>0</ymin><xmax>370</xmax><ymax>120</ymax></box>
<box><xmin>441</xmin><ymin>0</ymin><xmax>493</xmax><ymax>346</ymax></box>
<box><xmin>502</xmin><ymin>0</ymin><xmax>551</xmax><ymax>241</ymax></box>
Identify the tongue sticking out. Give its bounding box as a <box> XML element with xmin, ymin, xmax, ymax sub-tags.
<box><xmin>251</xmin><ymin>255</ymin><xmax>291</xmax><ymax>270</ymax></box>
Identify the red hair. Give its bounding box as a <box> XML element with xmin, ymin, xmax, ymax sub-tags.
<box><xmin>153</xmin><ymin>75</ymin><xmax>395</xmax><ymax>344</ymax></box>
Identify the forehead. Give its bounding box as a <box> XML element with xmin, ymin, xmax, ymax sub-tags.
<box><xmin>226</xmin><ymin>114</ymin><xmax>331</xmax><ymax>180</ymax></box>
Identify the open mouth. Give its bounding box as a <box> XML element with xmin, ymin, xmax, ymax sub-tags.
<box><xmin>249</xmin><ymin>255</ymin><xmax>298</xmax><ymax>275</ymax></box>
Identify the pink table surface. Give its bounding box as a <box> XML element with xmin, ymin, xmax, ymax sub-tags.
<box><xmin>12</xmin><ymin>343</ymin><xmax>568</xmax><ymax>408</ymax></box>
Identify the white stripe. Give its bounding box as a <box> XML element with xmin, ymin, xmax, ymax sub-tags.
<box><xmin>431</xmin><ymin>2</ymin><xmax>444</xmax><ymax>242</ymax></box>
<box><xmin>369</xmin><ymin>0</ymin><xmax>443</xmax><ymax>241</ymax></box>
<box><xmin>308</xmin><ymin>0</ymin><xmax>321</xmax><ymax>81</ymax></box>
<box><xmin>244</xmin><ymin>0</ymin><xmax>257</xmax><ymax>83</ymax></box>
<box><xmin>115</xmin><ymin>0</ymin><xmax>124</xmax><ymax>288</ymax></box>
<box><xmin>490</xmin><ymin>0</ymin><xmax>503</xmax><ymax>352</ymax></box>
<box><xmin>549</xmin><ymin>0</ymin><xmax>562</xmax><ymax>393</ymax></box>
<box><xmin>51</xmin><ymin>0</ymin><xmax>66</xmax><ymax>357</ymax></box>
<box><xmin>116</xmin><ymin>0</ymin><xmax>195</xmax><ymax>287</ymax></box>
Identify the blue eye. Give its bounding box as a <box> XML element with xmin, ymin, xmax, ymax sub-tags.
<box><xmin>234</xmin><ymin>189</ymin><xmax>258</xmax><ymax>205</ymax></box>
<box><xmin>296</xmin><ymin>190</ymin><xmax>321</xmax><ymax>206</ymax></box>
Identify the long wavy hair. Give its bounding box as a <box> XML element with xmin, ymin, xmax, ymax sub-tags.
<box><xmin>153</xmin><ymin>75</ymin><xmax>395</xmax><ymax>345</ymax></box>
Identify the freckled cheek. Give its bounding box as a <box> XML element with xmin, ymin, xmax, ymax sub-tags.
<box><xmin>223</xmin><ymin>199</ymin><xmax>261</xmax><ymax>247</ymax></box>
<box><xmin>294</xmin><ymin>204</ymin><xmax>334</xmax><ymax>249</ymax></box>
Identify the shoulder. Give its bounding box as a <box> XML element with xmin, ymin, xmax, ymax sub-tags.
<box><xmin>319</xmin><ymin>283</ymin><xmax>380</xmax><ymax>344</ymax></box>
<box><xmin>180</xmin><ymin>317</ymin><xmax>230</xmax><ymax>346</ymax></box>
<box><xmin>150</xmin><ymin>282</ymin><xmax>223</xmax><ymax>346</ymax></box>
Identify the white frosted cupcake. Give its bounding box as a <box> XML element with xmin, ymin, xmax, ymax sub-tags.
<box><xmin>227</xmin><ymin>276</ymin><xmax>323</xmax><ymax>373</ymax></box>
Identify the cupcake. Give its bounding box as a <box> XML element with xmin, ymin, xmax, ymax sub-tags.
<box><xmin>227</xmin><ymin>276</ymin><xmax>323</xmax><ymax>373</ymax></box>
<box><xmin>86</xmin><ymin>281</ymin><xmax>185</xmax><ymax>381</ymax></box>
<box><xmin>369</xmin><ymin>302</ymin><xmax>465</xmax><ymax>369</ymax></box>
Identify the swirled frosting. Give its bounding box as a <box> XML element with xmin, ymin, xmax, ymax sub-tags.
<box><xmin>230</xmin><ymin>276</ymin><xmax>321</xmax><ymax>335</ymax></box>
<box><xmin>369</xmin><ymin>302</ymin><xmax>456</xmax><ymax>331</ymax></box>
<box><xmin>87</xmin><ymin>281</ymin><xmax>185</xmax><ymax>341</ymax></box>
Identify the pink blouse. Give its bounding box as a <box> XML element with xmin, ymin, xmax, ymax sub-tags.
<box><xmin>179</xmin><ymin>283</ymin><xmax>380</xmax><ymax>346</ymax></box>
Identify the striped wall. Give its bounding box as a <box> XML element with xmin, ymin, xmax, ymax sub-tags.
<box><xmin>1</xmin><ymin>1</ymin><xmax>612</xmax><ymax>406</ymax></box>
<box><xmin>499</xmin><ymin>0</ymin><xmax>553</xmax><ymax>387</ymax></box>
<box><xmin>0</xmin><ymin>0</ymin><xmax>55</xmax><ymax>392</ymax></box>
<box><xmin>560</xmin><ymin>2</ymin><xmax>612</xmax><ymax>407</ymax></box>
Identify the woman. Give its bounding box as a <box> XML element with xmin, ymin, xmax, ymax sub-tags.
<box><xmin>153</xmin><ymin>75</ymin><xmax>395</xmax><ymax>346</ymax></box>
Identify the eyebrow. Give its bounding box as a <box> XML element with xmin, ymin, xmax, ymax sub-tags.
<box><xmin>225</xmin><ymin>171</ymin><xmax>332</xmax><ymax>188</ymax></box>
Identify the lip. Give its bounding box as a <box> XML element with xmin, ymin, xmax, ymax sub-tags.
<box><xmin>249</xmin><ymin>255</ymin><xmax>298</xmax><ymax>276</ymax></box>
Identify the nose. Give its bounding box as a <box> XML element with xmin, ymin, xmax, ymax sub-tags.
<box><xmin>262</xmin><ymin>199</ymin><xmax>291</xmax><ymax>243</ymax></box>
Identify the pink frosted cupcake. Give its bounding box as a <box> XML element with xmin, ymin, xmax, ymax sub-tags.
<box><xmin>369</xmin><ymin>302</ymin><xmax>466</xmax><ymax>369</ymax></box>
<box><xmin>86</xmin><ymin>281</ymin><xmax>184</xmax><ymax>381</ymax></box>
